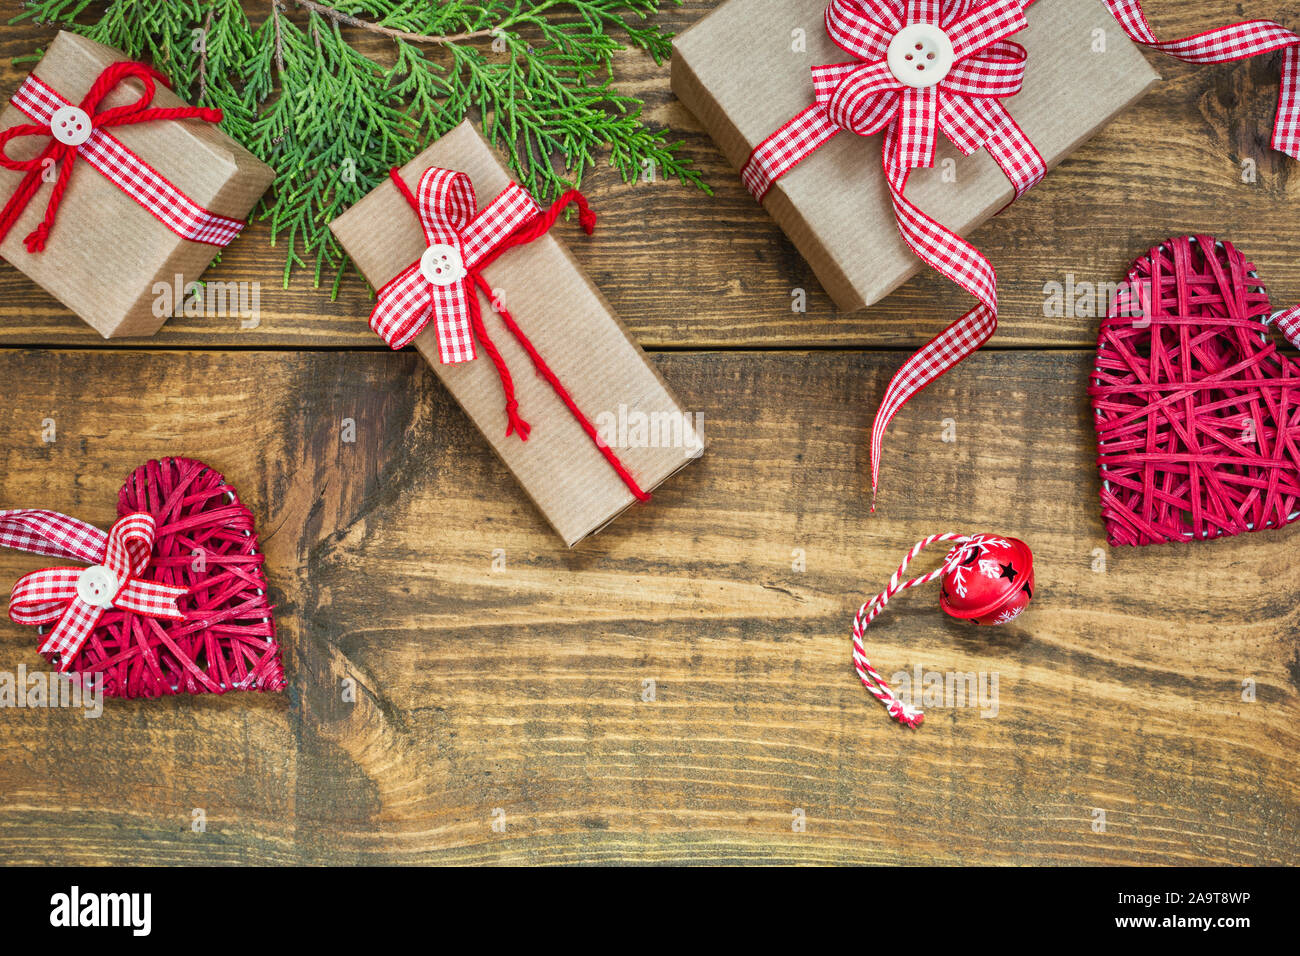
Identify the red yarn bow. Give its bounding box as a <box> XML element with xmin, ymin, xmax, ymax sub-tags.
<box><xmin>1</xmin><ymin>510</ymin><xmax>186</xmax><ymax>671</ymax></box>
<box><xmin>743</xmin><ymin>0</ymin><xmax>1046</xmax><ymax>506</ymax></box>
<box><xmin>0</xmin><ymin>61</ymin><xmax>245</xmax><ymax>252</ymax></box>
<box><xmin>369</xmin><ymin>165</ymin><xmax>649</xmax><ymax>501</ymax></box>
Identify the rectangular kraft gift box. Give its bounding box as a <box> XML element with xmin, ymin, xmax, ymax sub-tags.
<box><xmin>672</xmin><ymin>0</ymin><xmax>1161</xmax><ymax>312</ymax></box>
<box><xmin>330</xmin><ymin>121</ymin><xmax>700</xmax><ymax>547</ymax></box>
<box><xmin>0</xmin><ymin>31</ymin><xmax>275</xmax><ymax>338</ymax></box>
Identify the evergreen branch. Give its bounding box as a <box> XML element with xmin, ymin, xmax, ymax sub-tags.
<box><xmin>286</xmin><ymin>0</ymin><xmax>499</xmax><ymax>44</ymax></box>
<box><xmin>12</xmin><ymin>0</ymin><xmax>710</xmax><ymax>292</ymax></box>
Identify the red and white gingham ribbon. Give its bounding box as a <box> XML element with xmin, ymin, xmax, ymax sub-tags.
<box><xmin>369</xmin><ymin>165</ymin><xmax>652</xmax><ymax>502</ymax></box>
<box><xmin>1274</xmin><ymin>303</ymin><xmax>1300</xmax><ymax>345</ymax></box>
<box><xmin>1</xmin><ymin>510</ymin><xmax>186</xmax><ymax>671</ymax></box>
<box><xmin>371</xmin><ymin>167</ymin><xmax>540</xmax><ymax>359</ymax></box>
<box><xmin>1104</xmin><ymin>0</ymin><xmax>1300</xmax><ymax>160</ymax></box>
<box><xmin>851</xmin><ymin>532</ymin><xmax>972</xmax><ymax>727</ymax></box>
<box><xmin>743</xmin><ymin>0</ymin><xmax>1045</xmax><ymax>507</ymax></box>
<box><xmin>0</xmin><ymin>62</ymin><xmax>246</xmax><ymax>252</ymax></box>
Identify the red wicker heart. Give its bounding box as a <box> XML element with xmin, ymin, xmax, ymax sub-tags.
<box><xmin>41</xmin><ymin>457</ymin><xmax>285</xmax><ymax>698</ymax></box>
<box><xmin>1089</xmin><ymin>235</ymin><xmax>1300</xmax><ymax>547</ymax></box>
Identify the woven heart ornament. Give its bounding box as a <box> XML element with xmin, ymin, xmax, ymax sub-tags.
<box><xmin>0</xmin><ymin>457</ymin><xmax>283</xmax><ymax>698</ymax></box>
<box><xmin>1090</xmin><ymin>236</ymin><xmax>1300</xmax><ymax>547</ymax></box>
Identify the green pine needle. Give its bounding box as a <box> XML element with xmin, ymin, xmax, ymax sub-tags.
<box><xmin>12</xmin><ymin>0</ymin><xmax>708</xmax><ymax>292</ymax></box>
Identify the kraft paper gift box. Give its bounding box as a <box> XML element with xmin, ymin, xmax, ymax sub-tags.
<box><xmin>330</xmin><ymin>121</ymin><xmax>701</xmax><ymax>547</ymax></box>
<box><xmin>0</xmin><ymin>31</ymin><xmax>275</xmax><ymax>337</ymax></box>
<box><xmin>672</xmin><ymin>0</ymin><xmax>1161</xmax><ymax>312</ymax></box>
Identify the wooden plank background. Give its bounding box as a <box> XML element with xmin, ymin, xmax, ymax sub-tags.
<box><xmin>0</xmin><ymin>0</ymin><xmax>1297</xmax><ymax>865</ymax></box>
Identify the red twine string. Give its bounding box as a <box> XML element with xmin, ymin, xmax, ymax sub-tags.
<box><xmin>0</xmin><ymin>61</ymin><xmax>225</xmax><ymax>252</ymax></box>
<box><xmin>1090</xmin><ymin>236</ymin><xmax>1300</xmax><ymax>547</ymax></box>
<box><xmin>386</xmin><ymin>168</ymin><xmax>650</xmax><ymax>503</ymax></box>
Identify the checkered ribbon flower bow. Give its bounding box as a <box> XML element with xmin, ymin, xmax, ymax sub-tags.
<box><xmin>371</xmin><ymin>167</ymin><xmax>563</xmax><ymax>358</ymax></box>
<box><xmin>0</xmin><ymin>60</ymin><xmax>246</xmax><ymax>253</ymax></box>
<box><xmin>1</xmin><ymin>510</ymin><xmax>186</xmax><ymax>672</ymax></box>
<box><xmin>369</xmin><ymin>165</ymin><xmax>650</xmax><ymax>501</ymax></box>
<box><xmin>743</xmin><ymin>0</ymin><xmax>1045</xmax><ymax>507</ymax></box>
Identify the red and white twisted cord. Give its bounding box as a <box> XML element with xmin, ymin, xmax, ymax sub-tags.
<box><xmin>851</xmin><ymin>532</ymin><xmax>971</xmax><ymax>728</ymax></box>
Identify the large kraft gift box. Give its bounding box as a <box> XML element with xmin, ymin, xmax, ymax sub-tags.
<box><xmin>330</xmin><ymin>121</ymin><xmax>701</xmax><ymax>547</ymax></box>
<box><xmin>0</xmin><ymin>31</ymin><xmax>274</xmax><ymax>337</ymax></box>
<box><xmin>672</xmin><ymin>0</ymin><xmax>1161</xmax><ymax>312</ymax></box>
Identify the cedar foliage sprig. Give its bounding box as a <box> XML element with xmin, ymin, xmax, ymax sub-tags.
<box><xmin>13</xmin><ymin>0</ymin><xmax>705</xmax><ymax>291</ymax></box>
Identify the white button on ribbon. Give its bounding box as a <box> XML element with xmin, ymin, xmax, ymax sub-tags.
<box><xmin>75</xmin><ymin>565</ymin><xmax>119</xmax><ymax>609</ymax></box>
<box><xmin>887</xmin><ymin>24</ymin><xmax>956</xmax><ymax>89</ymax></box>
<box><xmin>49</xmin><ymin>106</ymin><xmax>93</xmax><ymax>147</ymax></box>
<box><xmin>420</xmin><ymin>244</ymin><xmax>468</xmax><ymax>287</ymax></box>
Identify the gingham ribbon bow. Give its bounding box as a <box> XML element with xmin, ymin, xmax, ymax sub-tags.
<box><xmin>368</xmin><ymin>165</ymin><xmax>651</xmax><ymax>501</ymax></box>
<box><xmin>743</xmin><ymin>0</ymin><xmax>1045</xmax><ymax>506</ymax></box>
<box><xmin>371</xmin><ymin>167</ymin><xmax>546</xmax><ymax>359</ymax></box>
<box><xmin>743</xmin><ymin>0</ymin><xmax>1041</xmax><ymax>200</ymax></box>
<box><xmin>1</xmin><ymin>510</ymin><xmax>186</xmax><ymax>672</ymax></box>
<box><xmin>0</xmin><ymin>61</ymin><xmax>246</xmax><ymax>253</ymax></box>
<box><xmin>1104</xmin><ymin>0</ymin><xmax>1300</xmax><ymax>161</ymax></box>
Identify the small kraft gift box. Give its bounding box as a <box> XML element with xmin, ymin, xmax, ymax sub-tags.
<box><xmin>330</xmin><ymin>121</ymin><xmax>701</xmax><ymax>547</ymax></box>
<box><xmin>0</xmin><ymin>31</ymin><xmax>275</xmax><ymax>338</ymax></box>
<box><xmin>673</xmin><ymin>0</ymin><xmax>1160</xmax><ymax>501</ymax></box>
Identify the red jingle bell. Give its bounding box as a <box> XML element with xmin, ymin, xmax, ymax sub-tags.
<box><xmin>939</xmin><ymin>535</ymin><xmax>1034</xmax><ymax>626</ymax></box>
<box><xmin>850</xmin><ymin>532</ymin><xmax>1036</xmax><ymax>729</ymax></box>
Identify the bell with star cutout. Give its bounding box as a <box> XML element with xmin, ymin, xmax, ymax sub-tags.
<box><xmin>850</xmin><ymin>533</ymin><xmax>1036</xmax><ymax>728</ymax></box>
<box><xmin>939</xmin><ymin>535</ymin><xmax>1034</xmax><ymax>626</ymax></box>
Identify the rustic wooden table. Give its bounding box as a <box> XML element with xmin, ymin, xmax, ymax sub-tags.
<box><xmin>0</xmin><ymin>1</ymin><xmax>1297</xmax><ymax>866</ymax></box>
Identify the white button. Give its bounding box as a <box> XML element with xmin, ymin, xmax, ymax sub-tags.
<box><xmin>76</xmin><ymin>565</ymin><xmax>119</xmax><ymax>609</ymax></box>
<box><xmin>49</xmin><ymin>106</ymin><xmax>92</xmax><ymax>147</ymax></box>
<box><xmin>887</xmin><ymin>24</ymin><xmax>955</xmax><ymax>89</ymax></box>
<box><xmin>420</xmin><ymin>244</ymin><xmax>467</xmax><ymax>287</ymax></box>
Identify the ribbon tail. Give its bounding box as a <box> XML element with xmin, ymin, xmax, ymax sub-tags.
<box><xmin>466</xmin><ymin>282</ymin><xmax>531</xmax><ymax>441</ymax></box>
<box><xmin>106</xmin><ymin>512</ymin><xmax>157</xmax><ymax>576</ymax></box>
<box><xmin>369</xmin><ymin>266</ymin><xmax>433</xmax><ymax>350</ymax></box>
<box><xmin>870</xmin><ymin>304</ymin><xmax>997</xmax><ymax>508</ymax></box>
<box><xmin>948</xmin><ymin>99</ymin><xmax>1045</xmax><ymax>197</ymax></box>
<box><xmin>1274</xmin><ymin>45</ymin><xmax>1300</xmax><ymax>160</ymax></box>
<box><xmin>982</xmin><ymin>103</ymin><xmax>1045</xmax><ymax>196</ymax></box>
<box><xmin>36</xmin><ymin>600</ymin><xmax>105</xmax><ymax>671</ymax></box>
<box><xmin>1271</xmin><ymin>304</ymin><xmax>1300</xmax><ymax>350</ymax></box>
<box><xmin>849</xmin><ymin>533</ymin><xmax>972</xmax><ymax>726</ymax></box>
<box><xmin>23</xmin><ymin>146</ymin><xmax>76</xmax><ymax>253</ymax></box>
<box><xmin>871</xmin><ymin>126</ymin><xmax>1000</xmax><ymax>508</ymax></box>
<box><xmin>115</xmin><ymin>579</ymin><xmax>188</xmax><ymax>621</ymax></box>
